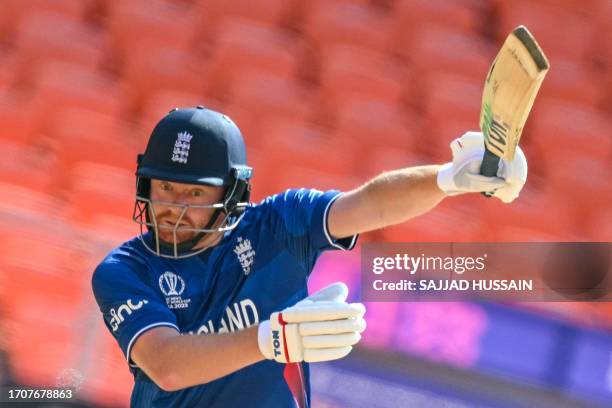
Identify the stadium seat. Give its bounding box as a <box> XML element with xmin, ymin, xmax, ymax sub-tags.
<box><xmin>196</xmin><ymin>0</ymin><xmax>293</xmax><ymax>27</ymax></box>
<box><xmin>394</xmin><ymin>24</ymin><xmax>493</xmax><ymax>80</ymax></box>
<box><xmin>594</xmin><ymin>1</ymin><xmax>612</xmax><ymax>68</ymax></box>
<box><xmin>530</xmin><ymin>100</ymin><xmax>612</xmax><ymax>163</ymax></box>
<box><xmin>0</xmin><ymin>139</ymin><xmax>57</xmax><ymax>192</ymax></box>
<box><xmin>0</xmin><ymin>51</ymin><xmax>18</xmax><ymax>90</ymax></box>
<box><xmin>12</xmin><ymin>11</ymin><xmax>106</xmax><ymax>71</ymax></box>
<box><xmin>0</xmin><ymin>220</ymin><xmax>89</xmax><ymax>281</ymax></box>
<box><xmin>543</xmin><ymin>58</ymin><xmax>605</xmax><ymax>107</ymax></box>
<box><xmin>2</xmin><ymin>264</ymin><xmax>87</xmax><ymax>306</ymax></box>
<box><xmin>105</xmin><ymin>0</ymin><xmax>196</xmax><ymax>63</ymax></box>
<box><xmin>49</xmin><ymin>107</ymin><xmax>135</xmax><ymax>143</ymax></box>
<box><xmin>317</xmin><ymin>45</ymin><xmax>405</xmax><ymax>107</ymax></box>
<box><xmin>0</xmin><ymin>90</ymin><xmax>40</xmax><ymax>144</ymax></box>
<box><xmin>423</xmin><ymin>117</ymin><xmax>477</xmax><ymax>163</ymax></box>
<box><xmin>4</xmin><ymin>266</ymin><xmax>89</xmax><ymax>378</ymax></box>
<box><xmin>478</xmin><ymin>185</ymin><xmax>575</xmax><ymax>240</ymax></box>
<box><xmin>499</xmin><ymin>0</ymin><xmax>606</xmax><ymax>15</ymax></box>
<box><xmin>204</xmin><ymin>18</ymin><xmax>299</xmax><ymax>100</ymax></box>
<box><xmin>491</xmin><ymin>226</ymin><xmax>569</xmax><ymax>241</ymax></box>
<box><xmin>418</xmin><ymin>71</ymin><xmax>483</xmax><ymax>160</ymax></box>
<box><xmin>0</xmin><ymin>182</ymin><xmax>63</xmax><ymax>219</ymax></box>
<box><xmin>267</xmin><ymin>163</ymin><xmax>360</xmax><ymax>194</ymax></box>
<box><xmin>494</xmin><ymin>1</ymin><xmax>597</xmax><ymax>60</ymax></box>
<box><xmin>382</xmin><ymin>200</ymin><xmax>484</xmax><ymax>242</ymax></box>
<box><xmin>0</xmin><ymin>0</ymin><xmax>86</xmax><ymax>44</ymax></box>
<box><xmin>139</xmin><ymin>90</ymin><xmax>217</xmax><ymax>130</ymax></box>
<box><xmin>301</xmin><ymin>1</ymin><xmax>391</xmax><ymax>53</ymax></box>
<box><xmin>31</xmin><ymin>61</ymin><xmax>124</xmax><ymax>121</ymax></box>
<box><xmin>422</xmin><ymin>73</ymin><xmax>482</xmax><ymax>126</ymax></box>
<box><xmin>585</xmin><ymin>208</ymin><xmax>612</xmax><ymax>241</ymax></box>
<box><xmin>64</xmin><ymin>162</ymin><xmax>135</xmax><ymax>222</ymax></box>
<box><xmin>45</xmin><ymin>107</ymin><xmax>138</xmax><ymax>175</ymax></box>
<box><xmin>0</xmin><ymin>210</ymin><xmax>110</xmax><ymax>290</ymax></box>
<box><xmin>547</xmin><ymin>156</ymin><xmax>611</xmax><ymax>218</ymax></box>
<box><xmin>7</xmin><ymin>319</ymin><xmax>83</xmax><ymax>387</ymax></box>
<box><xmin>0</xmin><ymin>0</ymin><xmax>85</xmax><ymax>22</ymax></box>
<box><xmin>225</xmin><ymin>71</ymin><xmax>313</xmax><ymax>130</ymax></box>
<box><xmin>120</xmin><ymin>47</ymin><xmax>207</xmax><ymax>117</ymax></box>
<box><xmin>333</xmin><ymin>98</ymin><xmax>417</xmax><ymax>154</ymax></box>
<box><xmin>258</xmin><ymin>119</ymin><xmax>361</xmax><ymax>179</ymax></box>
<box><xmin>392</xmin><ymin>0</ymin><xmax>483</xmax><ymax>39</ymax></box>
<box><xmin>79</xmin><ymin>323</ymin><xmax>136</xmax><ymax>406</ymax></box>
<box><xmin>363</xmin><ymin>146</ymin><xmax>431</xmax><ymax>179</ymax></box>
<box><xmin>85</xmin><ymin>213</ymin><xmax>140</xmax><ymax>245</ymax></box>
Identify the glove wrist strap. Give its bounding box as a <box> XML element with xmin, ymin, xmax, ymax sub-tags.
<box><xmin>257</xmin><ymin>320</ymin><xmax>273</xmax><ymax>360</ymax></box>
<box><xmin>437</xmin><ymin>162</ymin><xmax>455</xmax><ymax>195</ymax></box>
<box><xmin>277</xmin><ymin>313</ymin><xmax>293</xmax><ymax>363</ymax></box>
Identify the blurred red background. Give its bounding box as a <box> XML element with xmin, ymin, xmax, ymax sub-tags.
<box><xmin>0</xmin><ymin>0</ymin><xmax>610</xmax><ymax>406</ymax></box>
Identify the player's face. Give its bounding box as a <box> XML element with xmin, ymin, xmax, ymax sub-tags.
<box><xmin>149</xmin><ymin>179</ymin><xmax>225</xmax><ymax>244</ymax></box>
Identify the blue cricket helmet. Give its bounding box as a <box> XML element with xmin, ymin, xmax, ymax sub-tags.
<box><xmin>133</xmin><ymin>106</ymin><xmax>253</xmax><ymax>259</ymax></box>
<box><xmin>137</xmin><ymin>106</ymin><xmax>250</xmax><ymax>186</ymax></box>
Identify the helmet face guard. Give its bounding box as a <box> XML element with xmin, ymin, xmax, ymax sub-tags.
<box><xmin>133</xmin><ymin>106</ymin><xmax>252</xmax><ymax>259</ymax></box>
<box><xmin>133</xmin><ymin>168</ymin><xmax>252</xmax><ymax>259</ymax></box>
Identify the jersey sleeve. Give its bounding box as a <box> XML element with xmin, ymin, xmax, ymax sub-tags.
<box><xmin>92</xmin><ymin>258</ymin><xmax>179</xmax><ymax>367</ymax></box>
<box><xmin>260</xmin><ymin>188</ymin><xmax>358</xmax><ymax>259</ymax></box>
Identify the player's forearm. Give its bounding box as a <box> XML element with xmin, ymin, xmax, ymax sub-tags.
<box><xmin>137</xmin><ymin>326</ymin><xmax>263</xmax><ymax>391</ymax></box>
<box><xmin>363</xmin><ymin>165</ymin><xmax>445</xmax><ymax>228</ymax></box>
<box><xmin>329</xmin><ymin>165</ymin><xmax>445</xmax><ymax>237</ymax></box>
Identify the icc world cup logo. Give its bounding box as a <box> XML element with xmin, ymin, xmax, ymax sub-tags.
<box><xmin>159</xmin><ymin>271</ymin><xmax>186</xmax><ymax>297</ymax></box>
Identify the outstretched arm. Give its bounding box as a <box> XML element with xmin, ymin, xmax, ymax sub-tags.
<box><xmin>327</xmin><ymin>132</ymin><xmax>528</xmax><ymax>239</ymax></box>
<box><xmin>328</xmin><ymin>165</ymin><xmax>445</xmax><ymax>239</ymax></box>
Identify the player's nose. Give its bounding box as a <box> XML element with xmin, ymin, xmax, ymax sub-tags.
<box><xmin>164</xmin><ymin>207</ymin><xmax>189</xmax><ymax>225</ymax></box>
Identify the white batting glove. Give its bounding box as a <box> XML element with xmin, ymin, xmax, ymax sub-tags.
<box><xmin>257</xmin><ymin>282</ymin><xmax>366</xmax><ymax>363</ymax></box>
<box><xmin>437</xmin><ymin>131</ymin><xmax>528</xmax><ymax>203</ymax></box>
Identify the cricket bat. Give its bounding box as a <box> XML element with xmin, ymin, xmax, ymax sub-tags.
<box><xmin>480</xmin><ymin>25</ymin><xmax>550</xmax><ymax>196</ymax></box>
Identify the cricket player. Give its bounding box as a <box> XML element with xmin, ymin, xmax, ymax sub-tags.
<box><xmin>92</xmin><ymin>106</ymin><xmax>526</xmax><ymax>407</ymax></box>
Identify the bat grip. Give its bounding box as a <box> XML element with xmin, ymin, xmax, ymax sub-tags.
<box><xmin>480</xmin><ymin>148</ymin><xmax>500</xmax><ymax>197</ymax></box>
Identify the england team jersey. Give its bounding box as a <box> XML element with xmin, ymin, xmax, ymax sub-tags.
<box><xmin>92</xmin><ymin>189</ymin><xmax>357</xmax><ymax>407</ymax></box>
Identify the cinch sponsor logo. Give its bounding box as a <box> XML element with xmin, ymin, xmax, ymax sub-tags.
<box><xmin>188</xmin><ymin>299</ymin><xmax>259</xmax><ymax>335</ymax></box>
<box><xmin>109</xmin><ymin>299</ymin><xmax>148</xmax><ymax>332</ymax></box>
<box><xmin>272</xmin><ymin>330</ymin><xmax>282</xmax><ymax>357</ymax></box>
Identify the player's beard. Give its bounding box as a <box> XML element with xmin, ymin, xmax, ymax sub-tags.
<box><xmin>155</xmin><ymin>215</ymin><xmax>199</xmax><ymax>244</ymax></box>
<box><xmin>157</xmin><ymin>225</ymin><xmax>195</xmax><ymax>244</ymax></box>
<box><xmin>149</xmin><ymin>206</ymin><xmax>224</xmax><ymax>250</ymax></box>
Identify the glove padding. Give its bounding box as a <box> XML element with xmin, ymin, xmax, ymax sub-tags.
<box><xmin>258</xmin><ymin>282</ymin><xmax>366</xmax><ymax>363</ymax></box>
<box><xmin>437</xmin><ymin>131</ymin><xmax>528</xmax><ymax>203</ymax></box>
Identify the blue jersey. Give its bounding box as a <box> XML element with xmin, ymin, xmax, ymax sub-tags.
<box><xmin>92</xmin><ymin>189</ymin><xmax>357</xmax><ymax>408</ymax></box>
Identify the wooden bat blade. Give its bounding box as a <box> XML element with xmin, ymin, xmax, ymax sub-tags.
<box><xmin>480</xmin><ymin>25</ymin><xmax>550</xmax><ymax>163</ymax></box>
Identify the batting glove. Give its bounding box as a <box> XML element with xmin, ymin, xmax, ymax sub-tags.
<box><xmin>257</xmin><ymin>282</ymin><xmax>366</xmax><ymax>363</ymax></box>
<box><xmin>437</xmin><ymin>131</ymin><xmax>528</xmax><ymax>203</ymax></box>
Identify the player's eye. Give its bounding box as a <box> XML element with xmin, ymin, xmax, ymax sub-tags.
<box><xmin>160</xmin><ymin>182</ymin><xmax>172</xmax><ymax>191</ymax></box>
<box><xmin>191</xmin><ymin>189</ymin><xmax>203</xmax><ymax>197</ymax></box>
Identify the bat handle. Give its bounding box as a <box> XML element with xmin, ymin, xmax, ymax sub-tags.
<box><xmin>480</xmin><ymin>147</ymin><xmax>500</xmax><ymax>197</ymax></box>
